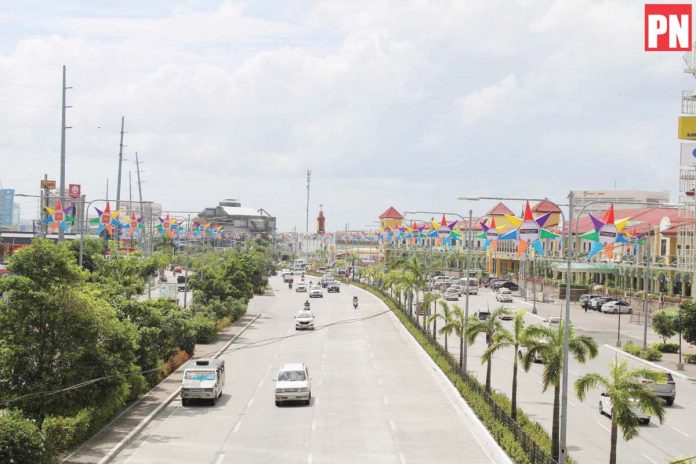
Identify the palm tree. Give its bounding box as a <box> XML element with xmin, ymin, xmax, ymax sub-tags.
<box><xmin>448</xmin><ymin>305</ymin><xmax>468</xmax><ymax>368</ymax></box>
<box><xmin>575</xmin><ymin>360</ymin><xmax>665</xmax><ymax>464</ymax></box>
<box><xmin>465</xmin><ymin>307</ymin><xmax>510</xmax><ymax>393</ymax></box>
<box><xmin>420</xmin><ymin>291</ymin><xmax>439</xmax><ymax>333</ymax></box>
<box><xmin>429</xmin><ymin>300</ymin><xmax>456</xmax><ymax>351</ymax></box>
<box><xmin>522</xmin><ymin>322</ymin><xmax>598</xmax><ymax>462</ymax></box>
<box><xmin>481</xmin><ymin>310</ymin><xmax>527</xmax><ymax>421</ymax></box>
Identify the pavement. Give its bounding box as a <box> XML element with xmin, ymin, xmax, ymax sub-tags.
<box><xmin>426</xmin><ymin>286</ymin><xmax>696</xmax><ymax>464</ymax></box>
<box><xmin>103</xmin><ymin>276</ymin><xmax>507</xmax><ymax>464</ymax></box>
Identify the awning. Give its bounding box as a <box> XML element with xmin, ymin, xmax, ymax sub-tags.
<box><xmin>551</xmin><ymin>262</ymin><xmax>618</xmax><ymax>273</ymax></box>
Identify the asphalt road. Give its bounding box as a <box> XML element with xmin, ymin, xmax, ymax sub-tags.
<box><xmin>430</xmin><ymin>287</ymin><xmax>696</xmax><ymax>464</ymax></box>
<box><xmin>113</xmin><ymin>278</ymin><xmax>501</xmax><ymax>464</ymax></box>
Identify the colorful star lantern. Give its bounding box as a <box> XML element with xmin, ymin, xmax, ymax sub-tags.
<box><xmin>156</xmin><ymin>213</ymin><xmax>179</xmax><ymax>238</ymax></box>
<box><xmin>578</xmin><ymin>204</ymin><xmax>630</xmax><ymax>259</ymax></box>
<box><xmin>499</xmin><ymin>201</ymin><xmax>559</xmax><ymax>256</ymax></box>
<box><xmin>121</xmin><ymin>213</ymin><xmax>144</xmax><ymax>237</ymax></box>
<box><xmin>89</xmin><ymin>202</ymin><xmax>122</xmax><ymax>236</ymax></box>
<box><xmin>476</xmin><ymin>217</ymin><xmax>506</xmax><ymax>250</ymax></box>
<box><xmin>43</xmin><ymin>200</ymin><xmax>74</xmax><ymax>233</ymax></box>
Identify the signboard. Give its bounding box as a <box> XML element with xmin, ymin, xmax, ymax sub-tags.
<box><xmin>68</xmin><ymin>184</ymin><xmax>81</xmax><ymax>199</ymax></box>
<box><xmin>41</xmin><ymin>179</ymin><xmax>56</xmax><ymax>190</ymax></box>
<box><xmin>678</xmin><ymin>116</ymin><xmax>696</xmax><ymax>140</ymax></box>
<box><xmin>680</xmin><ymin>142</ymin><xmax>696</xmax><ymax>166</ymax></box>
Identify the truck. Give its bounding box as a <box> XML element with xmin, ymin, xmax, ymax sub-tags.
<box><xmin>159</xmin><ymin>282</ymin><xmax>178</xmax><ymax>302</ymax></box>
<box><xmin>181</xmin><ymin>359</ymin><xmax>225</xmax><ymax>406</ymax></box>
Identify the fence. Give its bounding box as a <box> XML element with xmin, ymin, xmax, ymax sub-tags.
<box><xmin>373</xmin><ymin>284</ymin><xmax>558</xmax><ymax>464</ymax></box>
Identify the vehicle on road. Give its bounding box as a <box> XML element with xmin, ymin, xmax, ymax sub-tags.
<box><xmin>495</xmin><ymin>288</ymin><xmax>513</xmax><ymax>302</ymax></box>
<box><xmin>176</xmin><ymin>275</ymin><xmax>188</xmax><ymax>290</ymax></box>
<box><xmin>321</xmin><ymin>274</ymin><xmax>333</xmax><ymax>288</ymax></box>
<box><xmin>327</xmin><ymin>281</ymin><xmax>341</xmax><ymax>293</ymax></box>
<box><xmin>353</xmin><ymin>296</ymin><xmax>358</xmax><ymax>309</ymax></box>
<box><xmin>443</xmin><ymin>287</ymin><xmax>459</xmax><ymax>301</ymax></box>
<box><xmin>449</xmin><ymin>284</ymin><xmax>464</xmax><ymax>296</ymax></box>
<box><xmin>642</xmin><ymin>373</ymin><xmax>676</xmax><ymax>406</ymax></box>
<box><xmin>283</xmin><ymin>273</ymin><xmax>294</xmax><ymax>284</ymax></box>
<box><xmin>599</xmin><ymin>392</ymin><xmax>651</xmax><ymax>424</ymax></box>
<box><xmin>493</xmin><ymin>280</ymin><xmax>520</xmax><ymax>291</ymax></box>
<box><xmin>588</xmin><ymin>296</ymin><xmax>617</xmax><ymax>311</ymax></box>
<box><xmin>173</xmin><ymin>266</ymin><xmax>182</xmax><ymax>273</ymax></box>
<box><xmin>580</xmin><ymin>293</ymin><xmax>602</xmax><ymax>309</ymax></box>
<box><xmin>275</xmin><ymin>363</ymin><xmax>311</xmax><ymax>406</ymax></box>
<box><xmin>309</xmin><ymin>286</ymin><xmax>323</xmax><ymax>298</ymax></box>
<box><xmin>473</xmin><ymin>309</ymin><xmax>490</xmax><ymax>321</ymax></box>
<box><xmin>601</xmin><ymin>300</ymin><xmax>633</xmax><ymax>314</ymax></box>
<box><xmin>181</xmin><ymin>359</ymin><xmax>225</xmax><ymax>406</ymax></box>
<box><xmin>295</xmin><ymin>309</ymin><xmax>315</xmax><ymax>330</ymax></box>
<box><xmin>296</xmin><ymin>283</ymin><xmax>308</xmax><ymax>292</ymax></box>
<box><xmin>457</xmin><ymin>278</ymin><xmax>479</xmax><ymax>294</ymax></box>
<box><xmin>518</xmin><ymin>345</ymin><xmax>543</xmax><ymax>363</ymax></box>
<box><xmin>500</xmin><ymin>310</ymin><xmax>515</xmax><ymax>321</ymax></box>
<box><xmin>484</xmin><ymin>277</ymin><xmax>502</xmax><ymax>288</ymax></box>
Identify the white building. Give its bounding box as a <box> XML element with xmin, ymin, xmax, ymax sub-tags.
<box><xmin>572</xmin><ymin>190</ymin><xmax>670</xmax><ymax>216</ymax></box>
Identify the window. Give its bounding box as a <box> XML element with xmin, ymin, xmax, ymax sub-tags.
<box><xmin>660</xmin><ymin>239</ymin><xmax>667</xmax><ymax>257</ymax></box>
<box><xmin>185</xmin><ymin>371</ymin><xmax>216</xmax><ymax>381</ymax></box>
<box><xmin>278</xmin><ymin>370</ymin><xmax>307</xmax><ymax>381</ymax></box>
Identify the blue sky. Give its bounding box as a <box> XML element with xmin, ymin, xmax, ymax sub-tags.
<box><xmin>0</xmin><ymin>0</ymin><xmax>689</xmax><ymax>230</ymax></box>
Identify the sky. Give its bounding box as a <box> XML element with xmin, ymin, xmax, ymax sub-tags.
<box><xmin>0</xmin><ymin>0</ymin><xmax>690</xmax><ymax>231</ymax></box>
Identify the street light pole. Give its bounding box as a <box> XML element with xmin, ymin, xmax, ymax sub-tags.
<box><xmin>642</xmin><ymin>237</ymin><xmax>652</xmax><ymax>350</ymax></box>
<box><xmin>463</xmin><ymin>208</ymin><xmax>472</xmax><ymax>373</ymax></box>
<box><xmin>558</xmin><ymin>191</ymin><xmax>574</xmax><ymax>464</ymax></box>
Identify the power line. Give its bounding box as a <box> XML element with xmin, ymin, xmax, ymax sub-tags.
<box><xmin>0</xmin><ymin>308</ymin><xmax>391</xmax><ymax>407</ymax></box>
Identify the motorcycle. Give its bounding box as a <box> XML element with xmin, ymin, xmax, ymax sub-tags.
<box><xmin>353</xmin><ymin>297</ymin><xmax>358</xmax><ymax>309</ymax></box>
<box><xmin>289</xmin><ymin>281</ymin><xmax>293</xmax><ymax>290</ymax></box>
<box><xmin>304</xmin><ymin>300</ymin><xmax>311</xmax><ymax>310</ymax></box>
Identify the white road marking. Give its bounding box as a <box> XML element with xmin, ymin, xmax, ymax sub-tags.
<box><xmin>322</xmin><ymin>352</ymin><xmax>326</xmax><ymax>359</ymax></box>
<box><xmin>214</xmin><ymin>454</ymin><xmax>225</xmax><ymax>464</ymax></box>
<box><xmin>383</xmin><ymin>396</ymin><xmax>389</xmax><ymax>406</ymax></box>
<box><xmin>641</xmin><ymin>453</ymin><xmax>659</xmax><ymax>464</ymax></box>
<box><xmin>569</xmin><ymin>369</ymin><xmax>579</xmax><ymax>376</ymax></box>
<box><xmin>370</xmin><ymin>352</ymin><xmax>375</xmax><ymax>359</ymax></box>
<box><xmin>258</xmin><ymin>379</ymin><xmax>264</xmax><ymax>388</ymax></box>
<box><xmin>595</xmin><ymin>421</ymin><xmax>610</xmax><ymax>433</ymax></box>
<box><xmin>318</xmin><ymin>378</ymin><xmax>323</xmax><ymax>387</ymax></box>
<box><xmin>399</xmin><ymin>451</ymin><xmax>407</xmax><ymax>464</ymax></box>
<box><xmin>373</xmin><ymin>359</ymin><xmax>378</xmax><ymax>369</ymax></box>
<box><xmin>389</xmin><ymin>419</ymin><xmax>396</xmax><ymax>431</ymax></box>
<box><xmin>307</xmin><ymin>452</ymin><xmax>313</xmax><ymax>464</ymax></box>
<box><xmin>377</xmin><ymin>378</ymin><xmax>383</xmax><ymax>386</ymax></box>
<box><xmin>247</xmin><ymin>398</ymin><xmax>254</xmax><ymax>408</ymax></box>
<box><xmin>311</xmin><ymin>420</ymin><xmax>317</xmax><ymax>431</ymax></box>
<box><xmin>567</xmin><ymin>400</ymin><xmax>577</xmax><ymax>407</ymax></box>
<box><xmin>233</xmin><ymin>422</ymin><xmax>241</xmax><ymax>433</ymax></box>
<box><xmin>670</xmin><ymin>426</ymin><xmax>691</xmax><ymax>438</ymax></box>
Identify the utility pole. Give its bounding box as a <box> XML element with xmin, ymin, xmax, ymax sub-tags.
<box><xmin>305</xmin><ymin>169</ymin><xmax>311</xmax><ymax>256</ymax></box>
<box><xmin>463</xmin><ymin>209</ymin><xmax>473</xmax><ymax>373</ymax></box>
<box><xmin>58</xmin><ymin>65</ymin><xmax>71</xmax><ymax>242</ymax></box>
<box><xmin>105</xmin><ymin>178</ymin><xmax>109</xmax><ymax>201</ymax></box>
<box><xmin>39</xmin><ymin>174</ymin><xmax>48</xmax><ymax>238</ymax></box>
<box><xmin>115</xmin><ymin>116</ymin><xmax>125</xmax><ymax>243</ymax></box>
<box><xmin>642</xmin><ymin>237</ymin><xmax>652</xmax><ymax>350</ymax></box>
<box><xmin>135</xmin><ymin>152</ymin><xmax>146</xmax><ymax>254</ymax></box>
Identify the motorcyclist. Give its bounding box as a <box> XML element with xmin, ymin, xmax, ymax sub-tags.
<box><xmin>353</xmin><ymin>296</ymin><xmax>358</xmax><ymax>308</ymax></box>
<box><xmin>289</xmin><ymin>280</ymin><xmax>293</xmax><ymax>289</ymax></box>
<box><xmin>304</xmin><ymin>300</ymin><xmax>311</xmax><ymax>310</ymax></box>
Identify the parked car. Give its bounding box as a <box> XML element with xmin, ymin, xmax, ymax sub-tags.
<box><xmin>518</xmin><ymin>345</ymin><xmax>543</xmax><ymax>363</ymax></box>
<box><xmin>601</xmin><ymin>300</ymin><xmax>633</xmax><ymax>314</ymax></box>
<box><xmin>500</xmin><ymin>310</ymin><xmax>515</xmax><ymax>321</ymax></box>
<box><xmin>458</xmin><ymin>278</ymin><xmax>479</xmax><ymax>295</ymax></box>
<box><xmin>493</xmin><ymin>280</ymin><xmax>519</xmax><ymax>291</ymax></box>
<box><xmin>443</xmin><ymin>288</ymin><xmax>459</xmax><ymax>301</ymax></box>
<box><xmin>484</xmin><ymin>277</ymin><xmax>502</xmax><ymax>288</ymax></box>
<box><xmin>495</xmin><ymin>288</ymin><xmax>513</xmax><ymax>302</ymax></box>
<box><xmin>295</xmin><ymin>283</ymin><xmax>308</xmax><ymax>292</ymax></box>
<box><xmin>474</xmin><ymin>310</ymin><xmax>490</xmax><ymax>321</ymax></box>
<box><xmin>580</xmin><ymin>293</ymin><xmax>602</xmax><ymax>309</ymax></box>
<box><xmin>274</xmin><ymin>363</ymin><xmax>311</xmax><ymax>406</ymax></box>
<box><xmin>641</xmin><ymin>373</ymin><xmax>676</xmax><ymax>406</ymax></box>
<box><xmin>599</xmin><ymin>392</ymin><xmax>651</xmax><ymax>424</ymax></box>
<box><xmin>309</xmin><ymin>286</ymin><xmax>323</xmax><ymax>298</ymax></box>
<box><xmin>449</xmin><ymin>284</ymin><xmax>464</xmax><ymax>296</ymax></box>
<box><xmin>295</xmin><ymin>310</ymin><xmax>315</xmax><ymax>330</ymax></box>
<box><xmin>589</xmin><ymin>297</ymin><xmax>617</xmax><ymax>311</ymax></box>
<box><xmin>327</xmin><ymin>281</ymin><xmax>341</xmax><ymax>293</ymax></box>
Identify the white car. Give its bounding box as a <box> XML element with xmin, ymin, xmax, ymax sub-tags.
<box><xmin>309</xmin><ymin>286</ymin><xmax>323</xmax><ymax>298</ymax></box>
<box><xmin>443</xmin><ymin>288</ymin><xmax>459</xmax><ymax>301</ymax></box>
<box><xmin>295</xmin><ymin>283</ymin><xmax>308</xmax><ymax>292</ymax></box>
<box><xmin>599</xmin><ymin>392</ymin><xmax>651</xmax><ymax>424</ymax></box>
<box><xmin>601</xmin><ymin>300</ymin><xmax>633</xmax><ymax>314</ymax></box>
<box><xmin>295</xmin><ymin>310</ymin><xmax>315</xmax><ymax>330</ymax></box>
<box><xmin>495</xmin><ymin>288</ymin><xmax>513</xmax><ymax>302</ymax></box>
<box><xmin>275</xmin><ymin>363</ymin><xmax>311</xmax><ymax>405</ymax></box>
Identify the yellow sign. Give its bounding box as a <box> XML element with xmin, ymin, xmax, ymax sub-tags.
<box><xmin>41</xmin><ymin>180</ymin><xmax>56</xmax><ymax>189</ymax></box>
<box><xmin>678</xmin><ymin>116</ymin><xmax>696</xmax><ymax>140</ymax></box>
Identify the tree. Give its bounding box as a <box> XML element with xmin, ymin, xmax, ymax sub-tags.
<box><xmin>575</xmin><ymin>360</ymin><xmax>665</xmax><ymax>464</ymax></box>
<box><xmin>522</xmin><ymin>322</ymin><xmax>598</xmax><ymax>462</ymax></box>
<box><xmin>420</xmin><ymin>291</ymin><xmax>439</xmax><ymax>332</ymax></box>
<box><xmin>429</xmin><ymin>300</ymin><xmax>456</xmax><ymax>351</ymax></box>
<box><xmin>482</xmin><ymin>310</ymin><xmax>527</xmax><ymax>421</ymax></box>
<box><xmin>678</xmin><ymin>300</ymin><xmax>696</xmax><ymax>345</ymax></box>
<box><xmin>448</xmin><ymin>305</ymin><xmax>468</xmax><ymax>368</ymax></box>
<box><xmin>651</xmin><ymin>309</ymin><xmax>678</xmax><ymax>344</ymax></box>
<box><xmin>0</xmin><ymin>410</ymin><xmax>48</xmax><ymax>463</ymax></box>
<box><xmin>466</xmin><ymin>307</ymin><xmax>510</xmax><ymax>392</ymax></box>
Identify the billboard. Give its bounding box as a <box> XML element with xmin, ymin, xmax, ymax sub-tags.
<box><xmin>0</xmin><ymin>189</ymin><xmax>15</xmax><ymax>226</ymax></box>
<box><xmin>680</xmin><ymin>142</ymin><xmax>696</xmax><ymax>166</ymax></box>
<box><xmin>678</xmin><ymin>116</ymin><xmax>696</xmax><ymax>140</ymax></box>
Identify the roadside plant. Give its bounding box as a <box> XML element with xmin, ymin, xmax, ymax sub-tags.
<box><xmin>466</xmin><ymin>306</ymin><xmax>510</xmax><ymax>393</ymax></box>
<box><xmin>430</xmin><ymin>300</ymin><xmax>456</xmax><ymax>351</ymax></box>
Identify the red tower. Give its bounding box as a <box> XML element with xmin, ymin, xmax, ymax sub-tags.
<box><xmin>317</xmin><ymin>204</ymin><xmax>325</xmax><ymax>235</ymax></box>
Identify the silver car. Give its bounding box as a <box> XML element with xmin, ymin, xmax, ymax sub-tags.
<box><xmin>642</xmin><ymin>373</ymin><xmax>676</xmax><ymax>406</ymax></box>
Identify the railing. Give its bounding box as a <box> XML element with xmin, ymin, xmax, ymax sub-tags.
<box><xmin>373</xmin><ymin>284</ymin><xmax>558</xmax><ymax>464</ymax></box>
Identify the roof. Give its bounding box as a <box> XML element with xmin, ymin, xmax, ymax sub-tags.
<box><xmin>485</xmin><ymin>202</ymin><xmax>514</xmax><ymax>216</ymax></box>
<box><xmin>280</xmin><ymin>363</ymin><xmax>305</xmax><ymax>371</ymax></box>
<box><xmin>379</xmin><ymin>206</ymin><xmax>404</xmax><ymax>220</ymax></box>
<box><xmin>531</xmin><ymin>199</ymin><xmax>562</xmax><ymax>214</ymax></box>
<box><xmin>220</xmin><ymin>206</ymin><xmax>265</xmax><ymax>217</ymax></box>
<box><xmin>551</xmin><ymin>262</ymin><xmax>618</xmax><ymax>273</ymax></box>
<box><xmin>570</xmin><ymin>207</ymin><xmax>682</xmax><ymax>235</ymax></box>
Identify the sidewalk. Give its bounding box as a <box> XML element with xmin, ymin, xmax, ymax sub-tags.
<box><xmin>61</xmin><ymin>312</ymin><xmax>259</xmax><ymax>464</ymax></box>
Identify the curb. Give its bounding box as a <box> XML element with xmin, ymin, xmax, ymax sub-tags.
<box><xmin>603</xmin><ymin>344</ymin><xmax>696</xmax><ymax>382</ymax></box>
<box><xmin>94</xmin><ymin>313</ymin><xmax>261</xmax><ymax>464</ymax></box>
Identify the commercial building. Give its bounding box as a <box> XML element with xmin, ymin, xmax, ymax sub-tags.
<box><xmin>199</xmin><ymin>199</ymin><xmax>276</xmax><ymax>236</ymax></box>
<box><xmin>571</xmin><ymin>190</ymin><xmax>670</xmax><ymax>216</ymax></box>
<box><xmin>0</xmin><ymin>189</ymin><xmax>15</xmax><ymax>227</ymax></box>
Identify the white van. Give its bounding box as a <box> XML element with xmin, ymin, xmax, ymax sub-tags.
<box><xmin>181</xmin><ymin>359</ymin><xmax>225</xmax><ymax>406</ymax></box>
<box><xmin>457</xmin><ymin>278</ymin><xmax>479</xmax><ymax>295</ymax></box>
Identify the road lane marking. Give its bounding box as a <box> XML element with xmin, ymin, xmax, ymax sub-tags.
<box><xmin>233</xmin><ymin>422</ymin><xmax>241</xmax><ymax>433</ymax></box>
<box><xmin>247</xmin><ymin>398</ymin><xmax>254</xmax><ymax>408</ymax></box>
<box><xmin>383</xmin><ymin>396</ymin><xmax>389</xmax><ymax>406</ymax></box>
<box><xmin>641</xmin><ymin>453</ymin><xmax>659</xmax><ymax>464</ymax></box>
<box><xmin>215</xmin><ymin>454</ymin><xmax>225</xmax><ymax>464</ymax></box>
<box><xmin>370</xmin><ymin>352</ymin><xmax>375</xmax><ymax>359</ymax></box>
<box><xmin>373</xmin><ymin>359</ymin><xmax>378</xmax><ymax>369</ymax></box>
<box><xmin>670</xmin><ymin>426</ymin><xmax>691</xmax><ymax>438</ymax></box>
<box><xmin>318</xmin><ymin>378</ymin><xmax>323</xmax><ymax>387</ymax></box>
<box><xmin>378</xmin><ymin>378</ymin><xmax>383</xmax><ymax>386</ymax></box>
<box><xmin>389</xmin><ymin>419</ymin><xmax>396</xmax><ymax>431</ymax></box>
<box><xmin>567</xmin><ymin>400</ymin><xmax>577</xmax><ymax>407</ymax></box>
<box><xmin>569</xmin><ymin>369</ymin><xmax>579</xmax><ymax>376</ymax></box>
<box><xmin>595</xmin><ymin>421</ymin><xmax>610</xmax><ymax>432</ymax></box>
<box><xmin>311</xmin><ymin>420</ymin><xmax>316</xmax><ymax>431</ymax></box>
<box><xmin>399</xmin><ymin>451</ymin><xmax>406</xmax><ymax>464</ymax></box>
<box><xmin>307</xmin><ymin>452</ymin><xmax>313</xmax><ymax>464</ymax></box>
<box><xmin>322</xmin><ymin>352</ymin><xmax>326</xmax><ymax>359</ymax></box>
<box><xmin>258</xmin><ymin>379</ymin><xmax>264</xmax><ymax>388</ymax></box>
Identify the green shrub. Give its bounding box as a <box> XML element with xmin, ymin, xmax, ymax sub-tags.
<box><xmin>188</xmin><ymin>313</ymin><xmax>217</xmax><ymax>344</ymax></box>
<box><xmin>684</xmin><ymin>353</ymin><xmax>696</xmax><ymax>364</ymax></box>
<box><xmin>0</xmin><ymin>410</ymin><xmax>48</xmax><ymax>464</ymax></box>
<box><xmin>654</xmin><ymin>342</ymin><xmax>679</xmax><ymax>353</ymax></box>
<box><xmin>42</xmin><ymin>409</ymin><xmax>93</xmax><ymax>455</ymax></box>
<box><xmin>624</xmin><ymin>342</ymin><xmax>642</xmax><ymax>356</ymax></box>
<box><xmin>642</xmin><ymin>346</ymin><xmax>663</xmax><ymax>361</ymax></box>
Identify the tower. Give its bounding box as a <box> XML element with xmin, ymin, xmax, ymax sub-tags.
<box><xmin>317</xmin><ymin>204</ymin><xmax>325</xmax><ymax>235</ymax></box>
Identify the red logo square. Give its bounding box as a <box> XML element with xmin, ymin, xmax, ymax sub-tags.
<box><xmin>645</xmin><ymin>4</ymin><xmax>692</xmax><ymax>51</ymax></box>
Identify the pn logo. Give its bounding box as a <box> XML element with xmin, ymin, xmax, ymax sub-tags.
<box><xmin>645</xmin><ymin>3</ymin><xmax>692</xmax><ymax>51</ymax></box>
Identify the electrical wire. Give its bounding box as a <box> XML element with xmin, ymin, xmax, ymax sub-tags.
<box><xmin>0</xmin><ymin>307</ymin><xmax>392</xmax><ymax>407</ymax></box>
